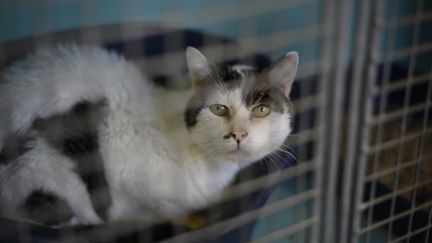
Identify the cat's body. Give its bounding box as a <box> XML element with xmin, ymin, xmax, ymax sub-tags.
<box><xmin>0</xmin><ymin>45</ymin><xmax>298</xmax><ymax>227</ymax></box>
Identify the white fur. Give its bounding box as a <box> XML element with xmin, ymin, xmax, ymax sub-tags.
<box><xmin>0</xmin><ymin>137</ymin><xmax>101</xmax><ymax>224</ymax></box>
<box><xmin>0</xmin><ymin>45</ymin><xmax>294</xmax><ymax>226</ymax></box>
<box><xmin>231</xmin><ymin>64</ymin><xmax>253</xmax><ymax>78</ymax></box>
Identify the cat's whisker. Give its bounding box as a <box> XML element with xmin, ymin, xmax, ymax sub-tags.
<box><xmin>262</xmin><ymin>149</ymin><xmax>287</xmax><ymax>171</ymax></box>
<box><xmin>279</xmin><ymin>151</ymin><xmax>297</xmax><ymax>164</ymax></box>
<box><xmin>275</xmin><ymin>146</ymin><xmax>298</xmax><ymax>162</ymax></box>
<box><xmin>280</xmin><ymin>144</ymin><xmax>297</xmax><ymax>154</ymax></box>
<box><xmin>262</xmin><ymin>155</ymin><xmax>272</xmax><ymax>172</ymax></box>
<box><xmin>268</xmin><ymin>154</ymin><xmax>282</xmax><ymax>170</ymax></box>
<box><xmin>277</xmin><ymin>146</ymin><xmax>297</xmax><ymax>158</ymax></box>
<box><xmin>262</xmin><ymin>154</ymin><xmax>278</xmax><ymax>171</ymax></box>
<box><xmin>269</xmin><ymin>152</ymin><xmax>286</xmax><ymax>169</ymax></box>
<box><xmin>281</xmin><ymin>146</ymin><xmax>298</xmax><ymax>161</ymax></box>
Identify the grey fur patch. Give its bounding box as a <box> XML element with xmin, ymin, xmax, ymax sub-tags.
<box><xmin>184</xmin><ymin>106</ymin><xmax>203</xmax><ymax>129</ymax></box>
<box><xmin>197</xmin><ymin>65</ymin><xmax>246</xmax><ymax>90</ymax></box>
<box><xmin>20</xmin><ymin>190</ymin><xmax>73</xmax><ymax>226</ymax></box>
<box><xmin>32</xmin><ymin>100</ymin><xmax>106</xmax><ymax>141</ymax></box>
<box><xmin>244</xmin><ymin>87</ymin><xmax>288</xmax><ymax>113</ymax></box>
<box><xmin>32</xmin><ymin>99</ymin><xmax>112</xmax><ymax>221</ymax></box>
<box><xmin>219</xmin><ymin>66</ymin><xmax>241</xmax><ymax>80</ymax></box>
<box><xmin>184</xmin><ymin>87</ymin><xmax>215</xmax><ymax>129</ymax></box>
<box><xmin>63</xmin><ymin>133</ymin><xmax>98</xmax><ymax>156</ymax></box>
<box><xmin>0</xmin><ymin>135</ymin><xmax>33</xmax><ymax>165</ymax></box>
<box><xmin>214</xmin><ymin>66</ymin><xmax>247</xmax><ymax>90</ymax></box>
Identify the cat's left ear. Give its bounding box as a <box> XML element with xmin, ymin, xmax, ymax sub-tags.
<box><xmin>264</xmin><ymin>51</ymin><xmax>299</xmax><ymax>97</ymax></box>
<box><xmin>186</xmin><ymin>47</ymin><xmax>213</xmax><ymax>88</ymax></box>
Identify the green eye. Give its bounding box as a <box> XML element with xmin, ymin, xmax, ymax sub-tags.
<box><xmin>209</xmin><ymin>104</ymin><xmax>229</xmax><ymax>117</ymax></box>
<box><xmin>252</xmin><ymin>105</ymin><xmax>271</xmax><ymax>118</ymax></box>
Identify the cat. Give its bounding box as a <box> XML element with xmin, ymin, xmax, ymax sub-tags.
<box><xmin>0</xmin><ymin>44</ymin><xmax>298</xmax><ymax>227</ymax></box>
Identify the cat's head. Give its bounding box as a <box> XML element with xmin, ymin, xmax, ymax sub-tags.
<box><xmin>185</xmin><ymin>47</ymin><xmax>297</xmax><ymax>166</ymax></box>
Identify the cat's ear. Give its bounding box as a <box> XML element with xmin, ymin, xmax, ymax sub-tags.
<box><xmin>264</xmin><ymin>51</ymin><xmax>299</xmax><ymax>97</ymax></box>
<box><xmin>186</xmin><ymin>47</ymin><xmax>213</xmax><ymax>88</ymax></box>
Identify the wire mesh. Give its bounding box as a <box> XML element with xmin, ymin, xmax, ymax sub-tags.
<box><xmin>346</xmin><ymin>0</ymin><xmax>432</xmax><ymax>243</ymax></box>
<box><xmin>0</xmin><ymin>0</ymin><xmax>431</xmax><ymax>242</ymax></box>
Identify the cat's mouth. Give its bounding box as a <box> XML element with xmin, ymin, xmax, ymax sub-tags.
<box><xmin>227</xmin><ymin>147</ymin><xmax>246</xmax><ymax>155</ymax></box>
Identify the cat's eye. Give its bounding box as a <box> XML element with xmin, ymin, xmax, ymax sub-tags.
<box><xmin>209</xmin><ymin>104</ymin><xmax>229</xmax><ymax>117</ymax></box>
<box><xmin>252</xmin><ymin>105</ymin><xmax>271</xmax><ymax>118</ymax></box>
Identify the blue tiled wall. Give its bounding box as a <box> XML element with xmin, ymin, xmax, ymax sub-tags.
<box><xmin>0</xmin><ymin>0</ymin><xmax>322</xmax><ymax>63</ymax></box>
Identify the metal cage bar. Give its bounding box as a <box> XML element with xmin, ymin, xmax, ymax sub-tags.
<box><xmin>349</xmin><ymin>0</ymin><xmax>386</xmax><ymax>242</ymax></box>
<box><xmin>339</xmin><ymin>0</ymin><xmax>374</xmax><ymax>242</ymax></box>
<box><xmin>310</xmin><ymin>0</ymin><xmax>336</xmax><ymax>241</ymax></box>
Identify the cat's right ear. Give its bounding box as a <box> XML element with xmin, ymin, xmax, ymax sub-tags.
<box><xmin>264</xmin><ymin>51</ymin><xmax>299</xmax><ymax>97</ymax></box>
<box><xmin>186</xmin><ymin>47</ymin><xmax>212</xmax><ymax>88</ymax></box>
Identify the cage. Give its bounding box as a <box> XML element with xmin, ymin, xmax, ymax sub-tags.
<box><xmin>0</xmin><ymin>0</ymin><xmax>431</xmax><ymax>242</ymax></box>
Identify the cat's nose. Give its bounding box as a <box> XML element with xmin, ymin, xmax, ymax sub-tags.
<box><xmin>224</xmin><ymin>130</ymin><xmax>248</xmax><ymax>142</ymax></box>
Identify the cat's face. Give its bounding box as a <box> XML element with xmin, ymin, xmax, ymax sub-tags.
<box><xmin>185</xmin><ymin>47</ymin><xmax>298</xmax><ymax>166</ymax></box>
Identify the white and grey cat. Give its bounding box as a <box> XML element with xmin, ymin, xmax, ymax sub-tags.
<box><xmin>0</xmin><ymin>45</ymin><xmax>298</xmax><ymax>227</ymax></box>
